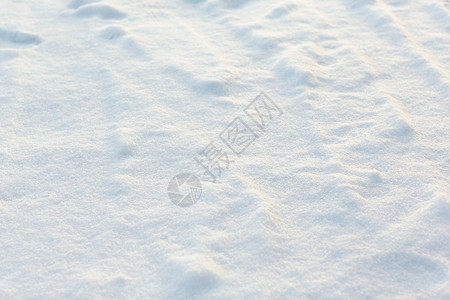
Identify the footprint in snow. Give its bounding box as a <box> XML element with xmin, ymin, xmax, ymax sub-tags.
<box><xmin>67</xmin><ymin>0</ymin><xmax>126</xmax><ymax>20</ymax></box>
<box><xmin>100</xmin><ymin>25</ymin><xmax>127</xmax><ymax>40</ymax></box>
<box><xmin>67</xmin><ymin>1</ymin><xmax>129</xmax><ymax>44</ymax></box>
<box><xmin>68</xmin><ymin>0</ymin><xmax>101</xmax><ymax>9</ymax></box>
<box><xmin>73</xmin><ymin>4</ymin><xmax>126</xmax><ymax>20</ymax></box>
<box><xmin>0</xmin><ymin>28</ymin><xmax>42</xmax><ymax>49</ymax></box>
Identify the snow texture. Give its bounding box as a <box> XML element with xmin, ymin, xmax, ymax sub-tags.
<box><xmin>0</xmin><ymin>0</ymin><xmax>449</xmax><ymax>298</ymax></box>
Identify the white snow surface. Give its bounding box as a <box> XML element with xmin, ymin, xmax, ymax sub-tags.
<box><xmin>1</xmin><ymin>0</ymin><xmax>450</xmax><ymax>298</ymax></box>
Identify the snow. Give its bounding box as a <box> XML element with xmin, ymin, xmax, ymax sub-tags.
<box><xmin>0</xmin><ymin>0</ymin><xmax>449</xmax><ymax>298</ymax></box>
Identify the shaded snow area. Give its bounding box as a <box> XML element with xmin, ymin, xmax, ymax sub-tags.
<box><xmin>1</xmin><ymin>0</ymin><xmax>450</xmax><ymax>298</ymax></box>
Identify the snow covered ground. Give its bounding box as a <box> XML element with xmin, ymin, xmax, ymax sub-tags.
<box><xmin>1</xmin><ymin>0</ymin><xmax>449</xmax><ymax>298</ymax></box>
